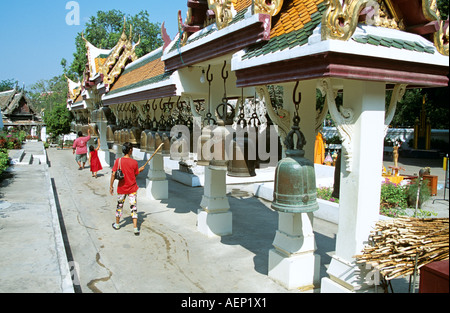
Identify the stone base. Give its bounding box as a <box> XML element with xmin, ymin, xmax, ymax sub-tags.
<box><xmin>146</xmin><ymin>179</ymin><xmax>168</xmax><ymax>200</ymax></box>
<box><xmin>320</xmin><ymin>256</ymin><xmax>382</xmax><ymax>293</ymax></box>
<box><xmin>320</xmin><ymin>277</ymin><xmax>382</xmax><ymax>293</ymax></box>
<box><xmin>99</xmin><ymin>150</ymin><xmax>114</xmax><ymax>168</ymax></box>
<box><xmin>197</xmin><ymin>210</ymin><xmax>232</xmax><ymax>237</ymax></box>
<box><xmin>172</xmin><ymin>170</ymin><xmax>203</xmax><ymax>187</ymax></box>
<box><xmin>268</xmin><ymin>249</ymin><xmax>321</xmax><ymax>290</ymax></box>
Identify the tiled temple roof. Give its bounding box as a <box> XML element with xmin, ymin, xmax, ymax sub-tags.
<box><xmin>106</xmin><ymin>48</ymin><xmax>173</xmax><ymax>96</ymax></box>
<box><xmin>243</xmin><ymin>0</ymin><xmax>327</xmax><ymax>60</ymax></box>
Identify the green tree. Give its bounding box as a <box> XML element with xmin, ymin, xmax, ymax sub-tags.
<box><xmin>69</xmin><ymin>9</ymin><xmax>163</xmax><ymax>79</ymax></box>
<box><xmin>28</xmin><ymin>75</ymin><xmax>69</xmax><ymax>113</ymax></box>
<box><xmin>0</xmin><ymin>79</ymin><xmax>18</xmax><ymax>92</ymax></box>
<box><xmin>43</xmin><ymin>103</ymin><xmax>73</xmax><ymax>139</ymax></box>
<box><xmin>390</xmin><ymin>87</ymin><xmax>449</xmax><ymax>129</ymax></box>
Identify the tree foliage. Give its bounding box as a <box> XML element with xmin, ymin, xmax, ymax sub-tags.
<box><xmin>68</xmin><ymin>9</ymin><xmax>163</xmax><ymax>79</ymax></box>
<box><xmin>390</xmin><ymin>87</ymin><xmax>449</xmax><ymax>129</ymax></box>
<box><xmin>28</xmin><ymin>75</ymin><xmax>69</xmax><ymax>113</ymax></box>
<box><xmin>0</xmin><ymin>79</ymin><xmax>19</xmax><ymax>92</ymax></box>
<box><xmin>43</xmin><ymin>103</ymin><xmax>73</xmax><ymax>138</ymax></box>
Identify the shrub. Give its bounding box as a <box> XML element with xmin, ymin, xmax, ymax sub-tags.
<box><xmin>316</xmin><ymin>187</ymin><xmax>339</xmax><ymax>203</ymax></box>
<box><xmin>316</xmin><ymin>180</ymin><xmax>435</xmax><ymax>219</ymax></box>
<box><xmin>0</xmin><ymin>148</ymin><xmax>9</xmax><ymax>175</ymax></box>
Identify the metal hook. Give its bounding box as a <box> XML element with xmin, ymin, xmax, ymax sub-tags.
<box><xmin>221</xmin><ymin>60</ymin><xmax>228</xmax><ymax>81</ymax></box>
<box><xmin>206</xmin><ymin>64</ymin><xmax>213</xmax><ymax>84</ymax></box>
<box><xmin>293</xmin><ymin>81</ymin><xmax>301</xmax><ymax>106</ymax></box>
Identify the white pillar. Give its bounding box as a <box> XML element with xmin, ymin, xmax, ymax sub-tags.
<box><xmin>197</xmin><ymin>167</ymin><xmax>232</xmax><ymax>237</ymax></box>
<box><xmin>321</xmin><ymin>80</ymin><xmax>386</xmax><ymax>293</ymax></box>
<box><xmin>146</xmin><ymin>153</ymin><xmax>169</xmax><ymax>200</ymax></box>
<box><xmin>96</xmin><ymin>120</ymin><xmax>112</xmax><ymax>167</ymax></box>
<box><xmin>269</xmin><ymin>212</ymin><xmax>321</xmax><ymax>290</ymax></box>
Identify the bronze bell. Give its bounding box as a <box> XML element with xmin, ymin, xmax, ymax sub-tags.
<box><xmin>197</xmin><ymin>128</ymin><xmax>212</xmax><ymax>166</ymax></box>
<box><xmin>113</xmin><ymin>130</ymin><xmax>120</xmax><ymax>145</ymax></box>
<box><xmin>140</xmin><ymin>130</ymin><xmax>149</xmax><ymax>152</ymax></box>
<box><xmin>272</xmin><ymin>119</ymin><xmax>319</xmax><ymax>214</ymax></box>
<box><xmin>120</xmin><ymin>128</ymin><xmax>129</xmax><ymax>145</ymax></box>
<box><xmin>81</xmin><ymin>125</ymin><xmax>89</xmax><ymax>137</ymax></box>
<box><xmin>129</xmin><ymin>126</ymin><xmax>141</xmax><ymax>147</ymax></box>
<box><xmin>227</xmin><ymin>133</ymin><xmax>256</xmax><ymax>177</ymax></box>
<box><xmin>106</xmin><ymin>126</ymin><xmax>117</xmax><ymax>146</ymax></box>
<box><xmin>154</xmin><ymin>132</ymin><xmax>163</xmax><ymax>153</ymax></box>
<box><xmin>88</xmin><ymin>123</ymin><xmax>99</xmax><ymax>138</ymax></box>
<box><xmin>161</xmin><ymin>132</ymin><xmax>171</xmax><ymax>156</ymax></box>
<box><xmin>209</xmin><ymin>98</ymin><xmax>234</xmax><ymax>170</ymax></box>
<box><xmin>146</xmin><ymin>131</ymin><xmax>156</xmax><ymax>153</ymax></box>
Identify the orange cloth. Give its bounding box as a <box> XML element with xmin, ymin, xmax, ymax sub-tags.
<box><xmin>314</xmin><ymin>132</ymin><xmax>325</xmax><ymax>164</ymax></box>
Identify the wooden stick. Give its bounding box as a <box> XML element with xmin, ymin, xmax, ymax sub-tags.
<box><xmin>143</xmin><ymin>143</ymin><xmax>165</xmax><ymax>168</ymax></box>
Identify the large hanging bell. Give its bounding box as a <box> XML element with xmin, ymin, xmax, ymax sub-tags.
<box><xmin>227</xmin><ymin>133</ymin><xmax>256</xmax><ymax>177</ymax></box>
<box><xmin>272</xmin><ymin>123</ymin><xmax>319</xmax><ymax>214</ymax></box>
<box><xmin>146</xmin><ymin>131</ymin><xmax>156</xmax><ymax>153</ymax></box>
<box><xmin>88</xmin><ymin>123</ymin><xmax>99</xmax><ymax>138</ymax></box>
<box><xmin>197</xmin><ymin>127</ymin><xmax>212</xmax><ymax>166</ymax></box>
<box><xmin>129</xmin><ymin>126</ymin><xmax>142</xmax><ymax>147</ymax></box>
<box><xmin>81</xmin><ymin>125</ymin><xmax>89</xmax><ymax>137</ymax></box>
<box><xmin>120</xmin><ymin>128</ymin><xmax>129</xmax><ymax>145</ymax></box>
<box><xmin>161</xmin><ymin>132</ymin><xmax>171</xmax><ymax>156</ymax></box>
<box><xmin>106</xmin><ymin>125</ymin><xmax>117</xmax><ymax>149</ymax></box>
<box><xmin>113</xmin><ymin>130</ymin><xmax>121</xmax><ymax>145</ymax></box>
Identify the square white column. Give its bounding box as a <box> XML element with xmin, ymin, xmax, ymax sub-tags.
<box><xmin>321</xmin><ymin>80</ymin><xmax>386</xmax><ymax>293</ymax></box>
<box><xmin>146</xmin><ymin>153</ymin><xmax>168</xmax><ymax>200</ymax></box>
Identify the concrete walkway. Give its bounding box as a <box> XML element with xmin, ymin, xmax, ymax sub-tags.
<box><xmin>1</xmin><ymin>142</ymin><xmax>73</xmax><ymax>293</ymax></box>
<box><xmin>0</xmin><ymin>141</ymin><xmax>448</xmax><ymax>293</ymax></box>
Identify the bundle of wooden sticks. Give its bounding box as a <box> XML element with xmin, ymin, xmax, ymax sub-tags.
<box><xmin>355</xmin><ymin>217</ymin><xmax>449</xmax><ymax>280</ymax></box>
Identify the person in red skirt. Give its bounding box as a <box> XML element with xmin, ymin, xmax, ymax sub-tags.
<box><xmin>88</xmin><ymin>138</ymin><xmax>103</xmax><ymax>178</ymax></box>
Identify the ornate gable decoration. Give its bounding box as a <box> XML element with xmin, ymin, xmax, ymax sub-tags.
<box><xmin>100</xmin><ymin>22</ymin><xmax>140</xmax><ymax>89</ymax></box>
<box><xmin>66</xmin><ymin>76</ymin><xmax>82</xmax><ymax>104</ymax></box>
<box><xmin>321</xmin><ymin>0</ymin><xmax>448</xmax><ymax>56</ymax></box>
<box><xmin>81</xmin><ymin>19</ymin><xmax>140</xmax><ymax>92</ymax></box>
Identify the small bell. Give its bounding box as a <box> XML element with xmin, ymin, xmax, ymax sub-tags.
<box><xmin>129</xmin><ymin>125</ymin><xmax>142</xmax><ymax>147</ymax></box>
<box><xmin>140</xmin><ymin>130</ymin><xmax>151</xmax><ymax>153</ymax></box>
<box><xmin>272</xmin><ymin>114</ymin><xmax>319</xmax><ymax>214</ymax></box>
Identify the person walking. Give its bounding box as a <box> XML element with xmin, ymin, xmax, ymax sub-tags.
<box><xmin>89</xmin><ymin>137</ymin><xmax>103</xmax><ymax>178</ymax></box>
<box><xmin>72</xmin><ymin>129</ymin><xmax>91</xmax><ymax>170</ymax></box>
<box><xmin>110</xmin><ymin>142</ymin><xmax>146</xmax><ymax>236</ymax></box>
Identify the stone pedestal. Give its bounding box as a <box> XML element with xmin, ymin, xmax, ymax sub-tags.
<box><xmin>146</xmin><ymin>153</ymin><xmax>168</xmax><ymax>200</ymax></box>
<box><xmin>197</xmin><ymin>167</ymin><xmax>231</xmax><ymax>237</ymax></box>
<box><xmin>268</xmin><ymin>212</ymin><xmax>320</xmax><ymax>290</ymax></box>
<box><xmin>95</xmin><ymin>120</ymin><xmax>111</xmax><ymax>167</ymax></box>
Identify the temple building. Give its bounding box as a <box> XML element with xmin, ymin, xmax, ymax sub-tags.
<box><xmin>1</xmin><ymin>88</ymin><xmax>43</xmax><ymax>134</ymax></box>
<box><xmin>67</xmin><ymin>0</ymin><xmax>448</xmax><ymax>292</ymax></box>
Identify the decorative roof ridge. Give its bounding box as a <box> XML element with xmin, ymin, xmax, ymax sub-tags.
<box><xmin>0</xmin><ymin>89</ymin><xmax>17</xmax><ymax>96</ymax></box>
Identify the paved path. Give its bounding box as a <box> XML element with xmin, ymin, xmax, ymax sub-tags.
<box><xmin>45</xmin><ymin>145</ymin><xmax>312</xmax><ymax>293</ymax></box>
<box><xmin>0</xmin><ymin>141</ymin><xmax>448</xmax><ymax>294</ymax></box>
<box><xmin>0</xmin><ymin>142</ymin><xmax>73</xmax><ymax>293</ymax></box>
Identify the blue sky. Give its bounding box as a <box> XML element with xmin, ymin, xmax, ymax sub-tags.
<box><xmin>0</xmin><ymin>0</ymin><xmax>187</xmax><ymax>88</ymax></box>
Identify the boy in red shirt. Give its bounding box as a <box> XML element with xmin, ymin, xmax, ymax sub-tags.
<box><xmin>110</xmin><ymin>142</ymin><xmax>146</xmax><ymax>236</ymax></box>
